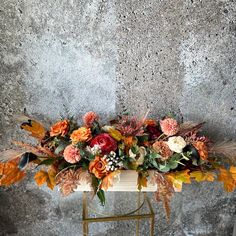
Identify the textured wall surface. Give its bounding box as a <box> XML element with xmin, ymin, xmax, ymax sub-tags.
<box><xmin>0</xmin><ymin>0</ymin><xmax>236</xmax><ymax>235</ymax></box>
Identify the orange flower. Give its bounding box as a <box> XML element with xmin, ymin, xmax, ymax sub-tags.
<box><xmin>123</xmin><ymin>136</ymin><xmax>134</xmax><ymax>147</ymax></box>
<box><xmin>70</xmin><ymin>127</ymin><xmax>92</xmax><ymax>143</ymax></box>
<box><xmin>193</xmin><ymin>141</ymin><xmax>208</xmax><ymax>160</ymax></box>
<box><xmin>83</xmin><ymin>111</ymin><xmax>99</xmax><ymax>127</ymax></box>
<box><xmin>50</xmin><ymin>120</ymin><xmax>69</xmax><ymax>137</ymax></box>
<box><xmin>144</xmin><ymin>119</ymin><xmax>157</xmax><ymax>126</ymax></box>
<box><xmin>89</xmin><ymin>156</ymin><xmax>108</xmax><ymax>179</ymax></box>
<box><xmin>153</xmin><ymin>141</ymin><xmax>173</xmax><ymax>161</ymax></box>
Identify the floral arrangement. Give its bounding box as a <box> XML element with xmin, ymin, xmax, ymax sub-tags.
<box><xmin>1</xmin><ymin>111</ymin><xmax>236</xmax><ymax>218</ymax></box>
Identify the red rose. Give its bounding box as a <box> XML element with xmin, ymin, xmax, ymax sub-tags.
<box><xmin>146</xmin><ymin>125</ymin><xmax>161</xmax><ymax>140</ymax></box>
<box><xmin>90</xmin><ymin>133</ymin><xmax>117</xmax><ymax>154</ymax></box>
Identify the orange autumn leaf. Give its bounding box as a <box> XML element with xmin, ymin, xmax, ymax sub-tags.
<box><xmin>21</xmin><ymin>119</ymin><xmax>46</xmax><ymax>140</ymax></box>
<box><xmin>0</xmin><ymin>159</ymin><xmax>26</xmax><ymax>186</ymax></box>
<box><xmin>47</xmin><ymin>167</ymin><xmax>57</xmax><ymax>190</ymax></box>
<box><xmin>167</xmin><ymin>170</ymin><xmax>191</xmax><ymax>192</ymax></box>
<box><xmin>231</xmin><ymin>166</ymin><xmax>236</xmax><ymax>179</ymax></box>
<box><xmin>193</xmin><ymin>141</ymin><xmax>208</xmax><ymax>160</ymax></box>
<box><xmin>218</xmin><ymin>166</ymin><xmax>236</xmax><ymax>192</ymax></box>
<box><xmin>137</xmin><ymin>172</ymin><xmax>148</xmax><ymax>191</ymax></box>
<box><xmin>0</xmin><ymin>164</ymin><xmax>3</xmax><ymax>176</ymax></box>
<box><xmin>34</xmin><ymin>170</ymin><xmax>48</xmax><ymax>186</ymax></box>
<box><xmin>34</xmin><ymin>168</ymin><xmax>56</xmax><ymax>190</ymax></box>
<box><xmin>100</xmin><ymin>171</ymin><xmax>120</xmax><ymax>191</ymax></box>
<box><xmin>190</xmin><ymin>171</ymin><xmax>215</xmax><ymax>182</ymax></box>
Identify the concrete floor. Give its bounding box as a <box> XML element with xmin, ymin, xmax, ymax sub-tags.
<box><xmin>0</xmin><ymin>0</ymin><xmax>236</xmax><ymax>235</ymax></box>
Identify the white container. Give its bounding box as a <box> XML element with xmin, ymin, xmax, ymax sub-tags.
<box><xmin>75</xmin><ymin>170</ymin><xmax>157</xmax><ymax>192</ymax></box>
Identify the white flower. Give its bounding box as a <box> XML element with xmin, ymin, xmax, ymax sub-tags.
<box><xmin>167</xmin><ymin>136</ymin><xmax>186</xmax><ymax>153</ymax></box>
<box><xmin>129</xmin><ymin>146</ymin><xmax>146</xmax><ymax>165</ymax></box>
<box><xmin>86</xmin><ymin>144</ymin><xmax>101</xmax><ymax>155</ymax></box>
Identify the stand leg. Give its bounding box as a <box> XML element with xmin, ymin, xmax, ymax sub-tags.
<box><xmin>83</xmin><ymin>192</ymin><xmax>89</xmax><ymax>236</ymax></box>
<box><xmin>150</xmin><ymin>215</ymin><xmax>154</xmax><ymax>236</ymax></box>
<box><xmin>145</xmin><ymin>193</ymin><xmax>155</xmax><ymax>236</ymax></box>
<box><xmin>136</xmin><ymin>191</ymin><xmax>141</xmax><ymax>236</ymax></box>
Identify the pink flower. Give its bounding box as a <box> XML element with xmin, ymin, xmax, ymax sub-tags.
<box><xmin>83</xmin><ymin>111</ymin><xmax>99</xmax><ymax>127</ymax></box>
<box><xmin>63</xmin><ymin>145</ymin><xmax>81</xmax><ymax>164</ymax></box>
<box><xmin>160</xmin><ymin>118</ymin><xmax>179</xmax><ymax>136</ymax></box>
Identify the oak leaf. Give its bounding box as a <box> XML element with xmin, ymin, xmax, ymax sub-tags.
<box><xmin>21</xmin><ymin>119</ymin><xmax>46</xmax><ymax>140</ymax></box>
<box><xmin>137</xmin><ymin>172</ymin><xmax>148</xmax><ymax>191</ymax></box>
<box><xmin>0</xmin><ymin>159</ymin><xmax>26</xmax><ymax>186</ymax></box>
<box><xmin>34</xmin><ymin>170</ymin><xmax>48</xmax><ymax>186</ymax></box>
<box><xmin>218</xmin><ymin>166</ymin><xmax>236</xmax><ymax>192</ymax></box>
<box><xmin>34</xmin><ymin>167</ymin><xmax>57</xmax><ymax>190</ymax></box>
<box><xmin>100</xmin><ymin>171</ymin><xmax>120</xmax><ymax>191</ymax></box>
<box><xmin>167</xmin><ymin>169</ymin><xmax>191</xmax><ymax>192</ymax></box>
<box><xmin>190</xmin><ymin>171</ymin><xmax>215</xmax><ymax>182</ymax></box>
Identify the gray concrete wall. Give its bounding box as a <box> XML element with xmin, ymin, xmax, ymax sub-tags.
<box><xmin>0</xmin><ymin>0</ymin><xmax>236</xmax><ymax>235</ymax></box>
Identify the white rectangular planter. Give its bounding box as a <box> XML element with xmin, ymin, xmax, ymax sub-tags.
<box><xmin>75</xmin><ymin>170</ymin><xmax>157</xmax><ymax>192</ymax></box>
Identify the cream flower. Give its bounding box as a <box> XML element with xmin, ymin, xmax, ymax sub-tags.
<box><xmin>167</xmin><ymin>136</ymin><xmax>186</xmax><ymax>153</ymax></box>
<box><xmin>129</xmin><ymin>146</ymin><xmax>146</xmax><ymax>165</ymax></box>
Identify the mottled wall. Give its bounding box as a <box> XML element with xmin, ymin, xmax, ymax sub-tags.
<box><xmin>0</xmin><ymin>0</ymin><xmax>236</xmax><ymax>235</ymax></box>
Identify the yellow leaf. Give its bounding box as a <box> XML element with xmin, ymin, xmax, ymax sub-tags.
<box><xmin>230</xmin><ymin>166</ymin><xmax>236</xmax><ymax>180</ymax></box>
<box><xmin>190</xmin><ymin>171</ymin><xmax>215</xmax><ymax>182</ymax></box>
<box><xmin>137</xmin><ymin>171</ymin><xmax>148</xmax><ymax>191</ymax></box>
<box><xmin>0</xmin><ymin>159</ymin><xmax>26</xmax><ymax>186</ymax></box>
<box><xmin>100</xmin><ymin>171</ymin><xmax>120</xmax><ymax>191</ymax></box>
<box><xmin>47</xmin><ymin>167</ymin><xmax>57</xmax><ymax>190</ymax></box>
<box><xmin>21</xmin><ymin>119</ymin><xmax>46</xmax><ymax>140</ymax></box>
<box><xmin>218</xmin><ymin>166</ymin><xmax>236</xmax><ymax>192</ymax></box>
<box><xmin>167</xmin><ymin>170</ymin><xmax>191</xmax><ymax>192</ymax></box>
<box><xmin>34</xmin><ymin>170</ymin><xmax>48</xmax><ymax>186</ymax></box>
<box><xmin>108</xmin><ymin>129</ymin><xmax>123</xmax><ymax>141</ymax></box>
<box><xmin>34</xmin><ymin>168</ymin><xmax>57</xmax><ymax>190</ymax></box>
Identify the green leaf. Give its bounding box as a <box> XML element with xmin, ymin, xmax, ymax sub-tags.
<box><xmin>91</xmin><ymin>121</ymin><xmax>101</xmax><ymax>135</ymax></box>
<box><xmin>150</xmin><ymin>153</ymin><xmax>162</xmax><ymax>159</ymax></box>
<box><xmin>76</xmin><ymin>142</ymin><xmax>84</xmax><ymax>149</ymax></box>
<box><xmin>81</xmin><ymin>159</ymin><xmax>90</xmax><ymax>170</ymax></box>
<box><xmin>91</xmin><ymin>176</ymin><xmax>100</xmax><ymax>193</ymax></box>
<box><xmin>55</xmin><ymin>142</ymin><xmax>68</xmax><ymax>155</ymax></box>
<box><xmin>118</xmin><ymin>148</ymin><xmax>124</xmax><ymax>157</ymax></box>
<box><xmin>151</xmin><ymin>160</ymin><xmax>159</xmax><ymax>169</ymax></box>
<box><xmin>158</xmin><ymin>164</ymin><xmax>170</xmax><ymax>172</ymax></box>
<box><xmin>137</xmin><ymin>135</ymin><xmax>149</xmax><ymax>143</ymax></box>
<box><xmin>80</xmin><ymin>150</ymin><xmax>95</xmax><ymax>161</ymax></box>
<box><xmin>80</xmin><ymin>149</ymin><xmax>86</xmax><ymax>157</ymax></box>
<box><xmin>131</xmin><ymin>145</ymin><xmax>139</xmax><ymax>154</ymax></box>
<box><xmin>168</xmin><ymin>161</ymin><xmax>178</xmax><ymax>169</ymax></box>
<box><xmin>97</xmin><ymin>189</ymin><xmax>106</xmax><ymax>206</ymax></box>
<box><xmin>39</xmin><ymin>159</ymin><xmax>55</xmax><ymax>166</ymax></box>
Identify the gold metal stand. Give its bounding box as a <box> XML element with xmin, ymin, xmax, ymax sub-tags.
<box><xmin>82</xmin><ymin>192</ymin><xmax>155</xmax><ymax>236</ymax></box>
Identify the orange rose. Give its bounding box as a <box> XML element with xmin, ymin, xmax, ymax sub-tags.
<box><xmin>193</xmin><ymin>141</ymin><xmax>208</xmax><ymax>160</ymax></box>
<box><xmin>50</xmin><ymin>120</ymin><xmax>70</xmax><ymax>137</ymax></box>
<box><xmin>70</xmin><ymin>127</ymin><xmax>92</xmax><ymax>143</ymax></box>
<box><xmin>89</xmin><ymin>156</ymin><xmax>108</xmax><ymax>179</ymax></box>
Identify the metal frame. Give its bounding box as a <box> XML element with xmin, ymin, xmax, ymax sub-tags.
<box><xmin>82</xmin><ymin>191</ymin><xmax>155</xmax><ymax>236</ymax></box>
